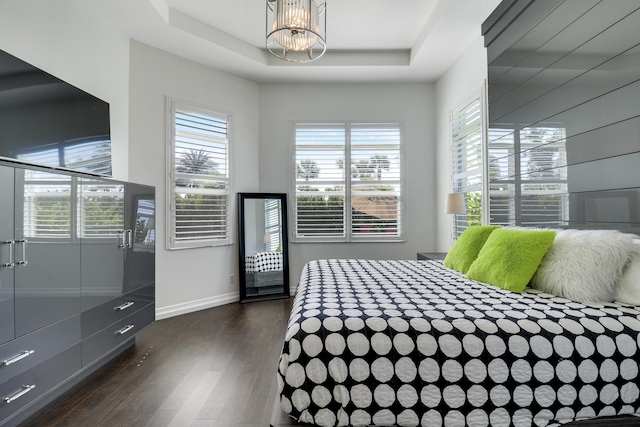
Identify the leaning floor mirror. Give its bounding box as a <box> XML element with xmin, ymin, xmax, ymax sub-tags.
<box><xmin>237</xmin><ymin>193</ymin><xmax>290</xmax><ymax>303</ymax></box>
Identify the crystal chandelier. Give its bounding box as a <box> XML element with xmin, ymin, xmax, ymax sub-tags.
<box><xmin>266</xmin><ymin>0</ymin><xmax>326</xmax><ymax>62</ymax></box>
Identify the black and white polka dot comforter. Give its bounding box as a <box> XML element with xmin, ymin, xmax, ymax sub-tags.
<box><xmin>245</xmin><ymin>251</ymin><xmax>283</xmax><ymax>272</ymax></box>
<box><xmin>276</xmin><ymin>259</ymin><xmax>640</xmax><ymax>427</ymax></box>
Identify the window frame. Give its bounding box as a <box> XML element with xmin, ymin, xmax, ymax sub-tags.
<box><xmin>166</xmin><ymin>98</ymin><xmax>234</xmax><ymax>250</ymax></box>
<box><xmin>289</xmin><ymin>120</ymin><xmax>406</xmax><ymax>244</ymax></box>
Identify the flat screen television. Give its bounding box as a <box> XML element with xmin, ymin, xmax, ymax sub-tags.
<box><xmin>0</xmin><ymin>48</ymin><xmax>112</xmax><ymax>176</ymax></box>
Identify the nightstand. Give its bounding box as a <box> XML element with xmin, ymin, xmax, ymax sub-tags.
<box><xmin>417</xmin><ymin>252</ymin><xmax>448</xmax><ymax>261</ymax></box>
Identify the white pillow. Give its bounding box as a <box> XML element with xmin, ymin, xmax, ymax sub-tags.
<box><xmin>530</xmin><ymin>229</ymin><xmax>635</xmax><ymax>303</ymax></box>
<box><xmin>614</xmin><ymin>240</ymin><xmax>640</xmax><ymax>305</ymax></box>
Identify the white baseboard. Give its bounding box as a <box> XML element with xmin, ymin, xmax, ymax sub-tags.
<box><xmin>155</xmin><ymin>292</ymin><xmax>239</xmax><ymax>320</ymax></box>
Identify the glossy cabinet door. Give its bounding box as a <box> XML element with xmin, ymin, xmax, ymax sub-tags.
<box><xmin>79</xmin><ymin>180</ymin><xmax>155</xmax><ymax>347</ymax></box>
<box><xmin>13</xmin><ymin>168</ymin><xmax>81</xmax><ymax>337</ymax></box>
<box><xmin>79</xmin><ymin>177</ymin><xmax>126</xmax><ymax>312</ymax></box>
<box><xmin>123</xmin><ymin>183</ymin><xmax>155</xmax><ymax>295</ymax></box>
<box><xmin>0</xmin><ymin>164</ymin><xmax>15</xmax><ymax>345</ymax></box>
<box><xmin>0</xmin><ymin>161</ymin><xmax>155</xmax><ymax>426</ymax></box>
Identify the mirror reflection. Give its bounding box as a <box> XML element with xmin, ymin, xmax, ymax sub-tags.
<box><xmin>238</xmin><ymin>193</ymin><xmax>289</xmax><ymax>303</ymax></box>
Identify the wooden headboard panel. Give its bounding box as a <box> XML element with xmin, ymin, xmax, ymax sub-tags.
<box><xmin>482</xmin><ymin>0</ymin><xmax>640</xmax><ymax>234</ymax></box>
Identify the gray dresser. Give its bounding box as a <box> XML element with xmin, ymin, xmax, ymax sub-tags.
<box><xmin>0</xmin><ymin>161</ymin><xmax>155</xmax><ymax>426</ymax></box>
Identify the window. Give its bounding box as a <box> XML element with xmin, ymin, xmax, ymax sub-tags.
<box><xmin>22</xmin><ymin>170</ymin><xmax>73</xmax><ymax>239</ymax></box>
<box><xmin>22</xmin><ymin>171</ymin><xmax>128</xmax><ymax>242</ymax></box>
<box><xmin>17</xmin><ymin>137</ymin><xmax>112</xmax><ymax>176</ymax></box>
<box><xmin>78</xmin><ymin>179</ymin><xmax>124</xmax><ymax>238</ymax></box>
<box><xmin>293</xmin><ymin>122</ymin><xmax>403</xmax><ymax>242</ymax></box>
<box><xmin>264</xmin><ymin>198</ymin><xmax>282</xmax><ymax>251</ymax></box>
<box><xmin>168</xmin><ymin>101</ymin><xmax>232</xmax><ymax>249</ymax></box>
<box><xmin>488</xmin><ymin>125</ymin><xmax>568</xmax><ymax>227</ymax></box>
<box><xmin>451</xmin><ymin>91</ymin><xmax>484</xmax><ymax>238</ymax></box>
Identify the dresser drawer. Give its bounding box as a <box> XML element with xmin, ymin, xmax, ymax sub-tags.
<box><xmin>0</xmin><ymin>344</ymin><xmax>81</xmax><ymax>426</ymax></box>
<box><xmin>0</xmin><ymin>315</ymin><xmax>80</xmax><ymax>384</ymax></box>
<box><xmin>82</xmin><ymin>303</ymin><xmax>154</xmax><ymax>367</ymax></box>
<box><xmin>81</xmin><ymin>284</ymin><xmax>154</xmax><ymax>339</ymax></box>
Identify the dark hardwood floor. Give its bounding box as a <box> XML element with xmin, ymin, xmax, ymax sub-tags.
<box><xmin>22</xmin><ymin>298</ymin><xmax>302</xmax><ymax>427</ymax></box>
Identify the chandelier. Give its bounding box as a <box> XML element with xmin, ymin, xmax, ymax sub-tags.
<box><xmin>266</xmin><ymin>0</ymin><xmax>326</xmax><ymax>62</ymax></box>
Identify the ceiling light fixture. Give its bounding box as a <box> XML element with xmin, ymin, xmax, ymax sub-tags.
<box><xmin>266</xmin><ymin>0</ymin><xmax>326</xmax><ymax>63</ymax></box>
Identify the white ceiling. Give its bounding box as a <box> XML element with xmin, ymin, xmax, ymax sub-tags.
<box><xmin>82</xmin><ymin>0</ymin><xmax>502</xmax><ymax>84</ymax></box>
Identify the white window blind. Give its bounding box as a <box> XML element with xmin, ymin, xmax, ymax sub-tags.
<box><xmin>488</xmin><ymin>126</ymin><xmax>568</xmax><ymax>227</ymax></box>
<box><xmin>451</xmin><ymin>94</ymin><xmax>483</xmax><ymax>238</ymax></box>
<box><xmin>293</xmin><ymin>122</ymin><xmax>403</xmax><ymax>242</ymax></box>
<box><xmin>17</xmin><ymin>137</ymin><xmax>112</xmax><ymax>176</ymax></box>
<box><xmin>22</xmin><ymin>170</ymin><xmax>72</xmax><ymax>238</ymax></box>
<box><xmin>168</xmin><ymin>101</ymin><xmax>232</xmax><ymax>249</ymax></box>
<box><xmin>264</xmin><ymin>199</ymin><xmax>282</xmax><ymax>252</ymax></box>
<box><xmin>78</xmin><ymin>180</ymin><xmax>124</xmax><ymax>238</ymax></box>
<box><xmin>65</xmin><ymin>139</ymin><xmax>112</xmax><ymax>176</ymax></box>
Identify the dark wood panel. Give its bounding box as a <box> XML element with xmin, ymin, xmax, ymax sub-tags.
<box><xmin>488</xmin><ymin>0</ymin><xmax>600</xmax><ymax>91</ymax></box>
<box><xmin>491</xmin><ymin>9</ymin><xmax>640</xmax><ymax>120</ymax></box>
<box><xmin>486</xmin><ymin>1</ymin><xmax>640</xmax><ymax>232</ymax></box>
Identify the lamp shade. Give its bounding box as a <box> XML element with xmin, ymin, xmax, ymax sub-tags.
<box><xmin>445</xmin><ymin>193</ymin><xmax>466</xmax><ymax>214</ymax></box>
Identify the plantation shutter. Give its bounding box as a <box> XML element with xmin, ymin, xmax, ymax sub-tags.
<box><xmin>451</xmin><ymin>95</ymin><xmax>483</xmax><ymax>237</ymax></box>
<box><xmin>488</xmin><ymin>126</ymin><xmax>568</xmax><ymax>227</ymax></box>
<box><xmin>487</xmin><ymin>127</ymin><xmax>515</xmax><ymax>226</ymax></box>
<box><xmin>294</xmin><ymin>124</ymin><xmax>346</xmax><ymax>240</ymax></box>
<box><xmin>64</xmin><ymin>139</ymin><xmax>112</xmax><ymax>176</ymax></box>
<box><xmin>78</xmin><ymin>180</ymin><xmax>124</xmax><ymax>238</ymax></box>
<box><xmin>264</xmin><ymin>198</ymin><xmax>281</xmax><ymax>251</ymax></box>
<box><xmin>519</xmin><ymin>127</ymin><xmax>568</xmax><ymax>227</ymax></box>
<box><xmin>22</xmin><ymin>170</ymin><xmax>72</xmax><ymax>238</ymax></box>
<box><xmin>293</xmin><ymin>122</ymin><xmax>403</xmax><ymax>242</ymax></box>
<box><xmin>17</xmin><ymin>148</ymin><xmax>60</xmax><ymax>169</ymax></box>
<box><xmin>169</xmin><ymin>102</ymin><xmax>231</xmax><ymax>249</ymax></box>
<box><xmin>350</xmin><ymin>124</ymin><xmax>401</xmax><ymax>237</ymax></box>
<box><xmin>16</xmin><ymin>138</ymin><xmax>112</xmax><ymax>176</ymax></box>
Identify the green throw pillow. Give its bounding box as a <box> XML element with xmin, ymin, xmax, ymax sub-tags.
<box><xmin>466</xmin><ymin>228</ymin><xmax>556</xmax><ymax>292</ymax></box>
<box><xmin>443</xmin><ymin>225</ymin><xmax>500</xmax><ymax>274</ymax></box>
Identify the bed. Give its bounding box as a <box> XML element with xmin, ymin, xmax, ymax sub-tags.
<box><xmin>275</xmin><ymin>228</ymin><xmax>640</xmax><ymax>427</ymax></box>
<box><xmin>245</xmin><ymin>251</ymin><xmax>283</xmax><ymax>288</ymax></box>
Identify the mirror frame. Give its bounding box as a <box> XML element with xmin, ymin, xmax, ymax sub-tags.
<box><xmin>237</xmin><ymin>192</ymin><xmax>290</xmax><ymax>303</ymax></box>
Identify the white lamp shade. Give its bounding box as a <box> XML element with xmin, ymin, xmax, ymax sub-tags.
<box><xmin>445</xmin><ymin>193</ymin><xmax>466</xmax><ymax>214</ymax></box>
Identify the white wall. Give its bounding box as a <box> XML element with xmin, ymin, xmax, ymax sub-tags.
<box><xmin>128</xmin><ymin>41</ymin><xmax>260</xmax><ymax>319</ymax></box>
<box><xmin>0</xmin><ymin>0</ymin><xmax>131</xmax><ymax>178</ymax></box>
<box><xmin>0</xmin><ymin>0</ymin><xmax>481</xmax><ymax>317</ymax></box>
<box><xmin>258</xmin><ymin>83</ymin><xmax>437</xmax><ymax>284</ymax></box>
<box><xmin>434</xmin><ymin>36</ymin><xmax>490</xmax><ymax>251</ymax></box>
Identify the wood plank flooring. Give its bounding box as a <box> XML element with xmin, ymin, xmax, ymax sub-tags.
<box><xmin>22</xmin><ymin>298</ymin><xmax>302</xmax><ymax>427</ymax></box>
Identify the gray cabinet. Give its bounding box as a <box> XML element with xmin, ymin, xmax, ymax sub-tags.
<box><xmin>0</xmin><ymin>165</ymin><xmax>15</xmax><ymax>346</ymax></box>
<box><xmin>78</xmin><ymin>177</ymin><xmax>126</xmax><ymax>313</ymax></box>
<box><xmin>79</xmin><ymin>179</ymin><xmax>155</xmax><ymax>367</ymax></box>
<box><xmin>0</xmin><ymin>161</ymin><xmax>155</xmax><ymax>427</ymax></box>
<box><xmin>14</xmin><ymin>168</ymin><xmax>81</xmax><ymax>337</ymax></box>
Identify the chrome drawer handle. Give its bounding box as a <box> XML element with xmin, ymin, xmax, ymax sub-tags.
<box><xmin>114</xmin><ymin>301</ymin><xmax>134</xmax><ymax>312</ymax></box>
<box><xmin>15</xmin><ymin>239</ymin><xmax>27</xmax><ymax>266</ymax></box>
<box><xmin>115</xmin><ymin>324</ymin><xmax>134</xmax><ymax>336</ymax></box>
<box><xmin>126</xmin><ymin>229</ymin><xmax>133</xmax><ymax>248</ymax></box>
<box><xmin>117</xmin><ymin>230</ymin><xmax>126</xmax><ymax>249</ymax></box>
<box><xmin>3</xmin><ymin>385</ymin><xmax>35</xmax><ymax>403</ymax></box>
<box><xmin>3</xmin><ymin>350</ymin><xmax>35</xmax><ymax>366</ymax></box>
<box><xmin>2</xmin><ymin>240</ymin><xmax>14</xmax><ymax>268</ymax></box>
